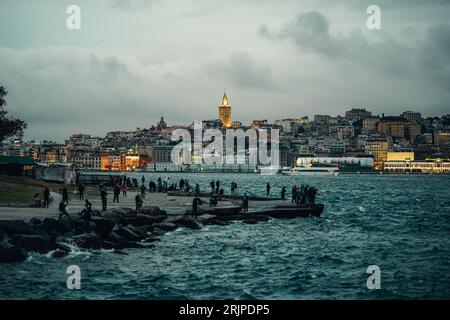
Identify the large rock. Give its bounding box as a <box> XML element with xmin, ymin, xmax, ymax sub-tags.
<box><xmin>0</xmin><ymin>243</ymin><xmax>27</xmax><ymax>263</ymax></box>
<box><xmin>101</xmin><ymin>207</ymin><xmax>137</xmax><ymax>219</ymax></box>
<box><xmin>11</xmin><ymin>234</ymin><xmax>56</xmax><ymax>254</ymax></box>
<box><xmin>116</xmin><ymin>227</ymin><xmax>141</xmax><ymax>242</ymax></box>
<box><xmin>90</xmin><ymin>216</ymin><xmax>115</xmax><ymax>236</ymax></box>
<box><xmin>37</xmin><ymin>218</ymin><xmax>65</xmax><ymax>240</ymax></box>
<box><xmin>57</xmin><ymin>215</ymin><xmax>76</xmax><ymax>232</ymax></box>
<box><xmin>119</xmin><ymin>214</ymin><xmax>161</xmax><ymax>227</ymax></box>
<box><xmin>173</xmin><ymin>216</ymin><xmax>202</xmax><ymax>230</ymax></box>
<box><xmin>0</xmin><ymin>220</ymin><xmax>37</xmax><ymax>236</ymax></box>
<box><xmin>152</xmin><ymin>221</ymin><xmax>178</xmax><ymax>232</ymax></box>
<box><xmin>73</xmin><ymin>233</ymin><xmax>105</xmax><ymax>250</ymax></box>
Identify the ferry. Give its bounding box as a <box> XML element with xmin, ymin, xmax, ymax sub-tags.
<box><xmin>281</xmin><ymin>162</ymin><xmax>339</xmax><ymax>175</ymax></box>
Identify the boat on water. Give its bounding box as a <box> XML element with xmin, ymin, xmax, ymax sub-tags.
<box><xmin>281</xmin><ymin>161</ymin><xmax>339</xmax><ymax>175</ymax></box>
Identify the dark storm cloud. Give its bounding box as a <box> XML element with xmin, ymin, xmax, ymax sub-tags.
<box><xmin>204</xmin><ymin>52</ymin><xmax>275</xmax><ymax>90</ymax></box>
<box><xmin>260</xmin><ymin>11</ymin><xmax>450</xmax><ymax>92</ymax></box>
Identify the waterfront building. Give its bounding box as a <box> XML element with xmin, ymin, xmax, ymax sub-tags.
<box><xmin>384</xmin><ymin>154</ymin><xmax>450</xmax><ymax>173</ymax></box>
<box><xmin>364</xmin><ymin>137</ymin><xmax>392</xmax><ymax>170</ymax></box>
<box><xmin>218</xmin><ymin>92</ymin><xmax>232</xmax><ymax>128</ymax></box>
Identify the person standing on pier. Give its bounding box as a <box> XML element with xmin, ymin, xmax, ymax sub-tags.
<box><xmin>141</xmin><ymin>175</ymin><xmax>145</xmax><ymax>186</ymax></box>
<box><xmin>100</xmin><ymin>187</ymin><xmax>107</xmax><ymax>211</ymax></box>
<box><xmin>231</xmin><ymin>182</ymin><xmax>235</xmax><ymax>195</ymax></box>
<box><xmin>210</xmin><ymin>180</ymin><xmax>215</xmax><ymax>192</ymax></box>
<box><xmin>43</xmin><ymin>187</ymin><xmax>50</xmax><ymax>208</ymax></box>
<box><xmin>195</xmin><ymin>183</ymin><xmax>200</xmax><ymax>196</ymax></box>
<box><xmin>291</xmin><ymin>185</ymin><xmax>297</xmax><ymax>203</ymax></box>
<box><xmin>281</xmin><ymin>186</ymin><xmax>286</xmax><ymax>200</ymax></box>
<box><xmin>140</xmin><ymin>184</ymin><xmax>146</xmax><ymax>198</ymax></box>
<box><xmin>78</xmin><ymin>183</ymin><xmax>85</xmax><ymax>200</ymax></box>
<box><xmin>62</xmin><ymin>187</ymin><xmax>69</xmax><ymax>204</ymax></box>
<box><xmin>266</xmin><ymin>183</ymin><xmax>271</xmax><ymax>197</ymax></box>
<box><xmin>192</xmin><ymin>195</ymin><xmax>200</xmax><ymax>218</ymax></box>
<box><xmin>216</xmin><ymin>180</ymin><xmax>220</xmax><ymax>193</ymax></box>
<box><xmin>122</xmin><ymin>184</ymin><xmax>127</xmax><ymax>197</ymax></box>
<box><xmin>113</xmin><ymin>183</ymin><xmax>120</xmax><ymax>203</ymax></box>
<box><xmin>242</xmin><ymin>193</ymin><xmax>249</xmax><ymax>212</ymax></box>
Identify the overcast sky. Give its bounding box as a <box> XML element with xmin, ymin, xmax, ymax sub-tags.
<box><xmin>1</xmin><ymin>0</ymin><xmax>449</xmax><ymax>142</ymax></box>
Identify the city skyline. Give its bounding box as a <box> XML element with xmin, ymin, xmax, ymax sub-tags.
<box><xmin>1</xmin><ymin>0</ymin><xmax>450</xmax><ymax>141</ymax></box>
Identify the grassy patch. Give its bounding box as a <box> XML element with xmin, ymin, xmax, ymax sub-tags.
<box><xmin>0</xmin><ymin>175</ymin><xmax>75</xmax><ymax>205</ymax></box>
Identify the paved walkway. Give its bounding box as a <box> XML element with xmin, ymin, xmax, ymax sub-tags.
<box><xmin>0</xmin><ymin>186</ymin><xmax>288</xmax><ymax>221</ymax></box>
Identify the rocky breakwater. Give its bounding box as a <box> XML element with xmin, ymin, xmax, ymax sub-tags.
<box><xmin>0</xmin><ymin>202</ymin><xmax>324</xmax><ymax>263</ymax></box>
<box><xmin>0</xmin><ymin>206</ymin><xmax>188</xmax><ymax>263</ymax></box>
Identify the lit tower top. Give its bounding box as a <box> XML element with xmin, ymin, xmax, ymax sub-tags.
<box><xmin>218</xmin><ymin>91</ymin><xmax>232</xmax><ymax>128</ymax></box>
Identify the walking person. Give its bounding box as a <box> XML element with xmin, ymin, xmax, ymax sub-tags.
<box><xmin>43</xmin><ymin>187</ymin><xmax>50</xmax><ymax>208</ymax></box>
<box><xmin>266</xmin><ymin>182</ymin><xmax>271</xmax><ymax>197</ymax></box>
<box><xmin>140</xmin><ymin>184</ymin><xmax>146</xmax><ymax>198</ymax></box>
<box><xmin>122</xmin><ymin>185</ymin><xmax>127</xmax><ymax>197</ymax></box>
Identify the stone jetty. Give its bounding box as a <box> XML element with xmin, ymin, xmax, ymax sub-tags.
<box><xmin>0</xmin><ymin>189</ymin><xmax>323</xmax><ymax>264</ymax></box>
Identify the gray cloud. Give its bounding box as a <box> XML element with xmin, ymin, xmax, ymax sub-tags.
<box><xmin>205</xmin><ymin>52</ymin><xmax>276</xmax><ymax>90</ymax></box>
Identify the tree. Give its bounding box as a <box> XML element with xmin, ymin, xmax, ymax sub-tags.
<box><xmin>0</xmin><ymin>85</ymin><xmax>27</xmax><ymax>143</ymax></box>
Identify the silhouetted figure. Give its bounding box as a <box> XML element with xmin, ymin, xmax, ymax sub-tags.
<box><xmin>141</xmin><ymin>185</ymin><xmax>146</xmax><ymax>198</ymax></box>
<box><xmin>43</xmin><ymin>187</ymin><xmax>50</xmax><ymax>208</ymax></box>
<box><xmin>122</xmin><ymin>185</ymin><xmax>127</xmax><ymax>197</ymax></box>
<box><xmin>157</xmin><ymin>177</ymin><xmax>162</xmax><ymax>192</ymax></box>
<box><xmin>78</xmin><ymin>183</ymin><xmax>85</xmax><ymax>200</ymax></box>
<box><xmin>266</xmin><ymin>183</ymin><xmax>271</xmax><ymax>196</ymax></box>
<box><xmin>195</xmin><ymin>183</ymin><xmax>200</xmax><ymax>196</ymax></box>
<box><xmin>242</xmin><ymin>193</ymin><xmax>249</xmax><ymax>212</ymax></box>
<box><xmin>141</xmin><ymin>175</ymin><xmax>145</xmax><ymax>185</ymax></box>
<box><xmin>210</xmin><ymin>180</ymin><xmax>215</xmax><ymax>192</ymax></box>
<box><xmin>281</xmin><ymin>186</ymin><xmax>286</xmax><ymax>200</ymax></box>
<box><xmin>216</xmin><ymin>180</ymin><xmax>220</xmax><ymax>193</ymax></box>
<box><xmin>100</xmin><ymin>188</ymin><xmax>107</xmax><ymax>211</ymax></box>
<box><xmin>113</xmin><ymin>184</ymin><xmax>120</xmax><ymax>202</ymax></box>
<box><xmin>192</xmin><ymin>195</ymin><xmax>200</xmax><ymax>218</ymax></box>
<box><xmin>62</xmin><ymin>187</ymin><xmax>69</xmax><ymax>204</ymax></box>
<box><xmin>135</xmin><ymin>194</ymin><xmax>143</xmax><ymax>210</ymax></box>
<box><xmin>58</xmin><ymin>201</ymin><xmax>69</xmax><ymax>218</ymax></box>
<box><xmin>80</xmin><ymin>199</ymin><xmax>92</xmax><ymax>221</ymax></box>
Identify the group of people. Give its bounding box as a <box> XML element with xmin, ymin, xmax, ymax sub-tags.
<box><xmin>291</xmin><ymin>185</ymin><xmax>318</xmax><ymax>205</ymax></box>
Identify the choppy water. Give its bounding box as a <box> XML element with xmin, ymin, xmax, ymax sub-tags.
<box><xmin>1</xmin><ymin>174</ymin><xmax>450</xmax><ymax>299</ymax></box>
